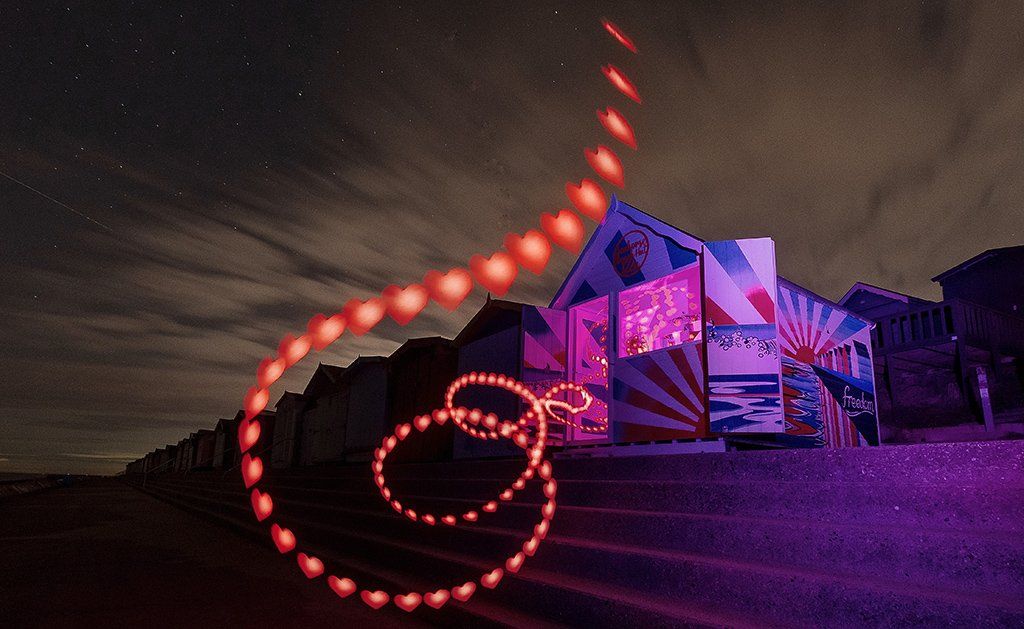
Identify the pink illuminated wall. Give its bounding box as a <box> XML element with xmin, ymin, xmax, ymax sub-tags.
<box><xmin>617</xmin><ymin>262</ymin><xmax>702</xmax><ymax>357</ymax></box>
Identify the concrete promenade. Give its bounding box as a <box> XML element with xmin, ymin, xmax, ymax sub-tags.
<box><xmin>0</xmin><ymin>478</ymin><xmax>428</xmax><ymax>628</ymax></box>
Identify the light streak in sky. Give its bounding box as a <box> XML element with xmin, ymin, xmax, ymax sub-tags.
<box><xmin>0</xmin><ymin>168</ymin><xmax>116</xmax><ymax>234</ymax></box>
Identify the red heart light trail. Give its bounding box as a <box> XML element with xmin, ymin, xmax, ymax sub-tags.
<box><xmin>601</xmin><ymin>64</ymin><xmax>642</xmax><ymax>103</ymax></box>
<box><xmin>422</xmin><ymin>267</ymin><xmax>474</xmax><ymax>311</ymax></box>
<box><xmin>565</xmin><ymin>178</ymin><xmax>608</xmax><ymax>222</ymax></box>
<box><xmin>307</xmin><ymin>312</ymin><xmax>347</xmax><ymax>350</ymax></box>
<box><xmin>602</xmin><ymin>17</ymin><xmax>638</xmax><ymax>54</ymax></box>
<box><xmin>235</xmin><ymin>16</ymin><xmax>645</xmax><ymax>612</ymax></box>
<box><xmin>382</xmin><ymin>283</ymin><xmax>430</xmax><ymax>326</ymax></box>
<box><xmin>585</xmin><ymin>144</ymin><xmax>625</xmax><ymax>188</ymax></box>
<box><xmin>343</xmin><ymin>297</ymin><xmax>386</xmax><ymax>336</ymax></box>
<box><xmin>597</xmin><ymin>106</ymin><xmax>637</xmax><ymax>150</ymax></box>
<box><xmin>503</xmin><ymin>229</ymin><xmax>552</xmax><ymax>275</ymax></box>
<box><xmin>469</xmin><ymin>251</ymin><xmax>519</xmax><ymax>296</ymax></box>
<box><xmin>540</xmin><ymin>209</ymin><xmax>585</xmax><ymax>253</ymax></box>
<box><xmin>250</xmin><ymin>489</ymin><xmax>273</xmax><ymax>522</ymax></box>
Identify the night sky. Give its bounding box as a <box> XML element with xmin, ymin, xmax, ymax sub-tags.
<box><xmin>2</xmin><ymin>2</ymin><xmax>1022</xmax><ymax>475</ymax></box>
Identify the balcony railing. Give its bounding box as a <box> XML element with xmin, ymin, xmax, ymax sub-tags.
<box><xmin>872</xmin><ymin>298</ymin><xmax>1024</xmax><ymax>356</ymax></box>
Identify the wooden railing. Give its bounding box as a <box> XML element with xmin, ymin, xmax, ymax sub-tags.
<box><xmin>872</xmin><ymin>298</ymin><xmax>1024</xmax><ymax>356</ymax></box>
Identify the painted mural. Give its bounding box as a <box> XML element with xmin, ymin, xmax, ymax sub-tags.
<box><xmin>550</xmin><ymin>197</ymin><xmax>703</xmax><ymax>311</ymax></box>
<box><xmin>612</xmin><ymin>343</ymin><xmax>707</xmax><ymax>441</ymax></box>
<box><xmin>546</xmin><ymin>198</ymin><xmax>710</xmax><ymax>443</ymax></box>
<box><xmin>776</xmin><ymin>280</ymin><xmax>879</xmax><ymax>446</ymax></box>
<box><xmin>703</xmin><ymin>238</ymin><xmax>784</xmax><ymax>433</ymax></box>
<box><xmin>534</xmin><ymin>198</ymin><xmax>875</xmax><ymax>448</ymax></box>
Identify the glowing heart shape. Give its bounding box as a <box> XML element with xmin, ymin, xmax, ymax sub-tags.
<box><xmin>360</xmin><ymin>590</ymin><xmax>389</xmax><ymax>609</ymax></box>
<box><xmin>452</xmin><ymin>582</ymin><xmax>476</xmax><ymax>602</ymax></box>
<box><xmin>535</xmin><ymin>519</ymin><xmax>550</xmax><ymax>540</ymax></box>
<box><xmin>480</xmin><ymin>568</ymin><xmax>504</xmax><ymax>589</ymax></box>
<box><xmin>541</xmin><ymin>209</ymin><xmax>585</xmax><ymax>253</ymax></box>
<box><xmin>343</xmin><ymin>297</ymin><xmax>386</xmax><ymax>336</ymax></box>
<box><xmin>395</xmin><ymin>423</ymin><xmax>412</xmax><ymax>441</ymax></box>
<box><xmin>584</xmin><ymin>145</ymin><xmax>624</xmax><ymax>189</ymax></box>
<box><xmin>277</xmin><ymin>333</ymin><xmax>311</xmax><ymax>368</ymax></box>
<box><xmin>542</xmin><ymin>499</ymin><xmax>556</xmax><ymax>519</ymax></box>
<box><xmin>250</xmin><ymin>489</ymin><xmax>273</xmax><ymax>522</ymax></box>
<box><xmin>238</xmin><ymin>419</ymin><xmax>260</xmax><ymax>453</ymax></box>
<box><xmin>424</xmin><ymin>589</ymin><xmax>450</xmax><ymax>609</ymax></box>
<box><xmin>441</xmin><ymin>515</ymin><xmax>457</xmax><ymax>526</ymax></box>
<box><xmin>506</xmin><ymin>552</ymin><xmax>525</xmax><ymax>574</ymax></box>
<box><xmin>243</xmin><ymin>386</ymin><xmax>269</xmax><ymax>420</ymax></box>
<box><xmin>414</xmin><ymin>415</ymin><xmax>432</xmax><ymax>432</ymax></box>
<box><xmin>297</xmin><ymin>552</ymin><xmax>324</xmax><ymax>579</ymax></box>
<box><xmin>503</xmin><ymin>229</ymin><xmax>552</xmax><ymax>275</ymax></box>
<box><xmin>382</xmin><ymin>283</ymin><xmax>429</xmax><ymax>326</ymax></box>
<box><xmin>328</xmin><ymin>576</ymin><xmax>356</xmax><ymax>598</ymax></box>
<box><xmin>565</xmin><ymin>178</ymin><xmax>607</xmax><ymax>223</ymax></box>
<box><xmin>523</xmin><ymin>536</ymin><xmax>540</xmax><ymax>557</ymax></box>
<box><xmin>271</xmin><ymin>523</ymin><xmax>296</xmax><ymax>553</ymax></box>
<box><xmin>256</xmin><ymin>357</ymin><xmax>286</xmax><ymax>389</ymax></box>
<box><xmin>602</xmin><ymin>17</ymin><xmax>637</xmax><ymax>53</ymax></box>
<box><xmin>469</xmin><ymin>252</ymin><xmax>518</xmax><ymax>297</ymax></box>
<box><xmin>601</xmin><ymin>64</ymin><xmax>641</xmax><ymax>103</ymax></box>
<box><xmin>597</xmin><ymin>106</ymin><xmax>636</xmax><ymax>149</ymax></box>
<box><xmin>241</xmin><ymin>454</ymin><xmax>263</xmax><ymax>488</ymax></box>
<box><xmin>539</xmin><ymin>460</ymin><xmax>552</xmax><ymax>480</ymax></box>
<box><xmin>306</xmin><ymin>313</ymin><xmax>346</xmax><ymax>351</ymax></box>
<box><xmin>423</xmin><ymin>267</ymin><xmax>473</xmax><ymax>311</ymax></box>
<box><xmin>394</xmin><ymin>592</ymin><xmax>422</xmax><ymax>612</ymax></box>
<box><xmin>544</xmin><ymin>479</ymin><xmax>557</xmax><ymax>499</ymax></box>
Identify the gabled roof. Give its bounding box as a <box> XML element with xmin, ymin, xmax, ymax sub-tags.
<box><xmin>388</xmin><ymin>336</ymin><xmax>453</xmax><ymax>362</ymax></box>
<box><xmin>231</xmin><ymin>408</ymin><xmax>275</xmax><ymax>421</ymax></box>
<box><xmin>838</xmin><ymin>281</ymin><xmax>934</xmax><ymax>309</ymax></box>
<box><xmin>452</xmin><ymin>298</ymin><xmax>525</xmax><ymax>347</ymax></box>
<box><xmin>549</xmin><ymin>196</ymin><xmax>704</xmax><ymax>309</ymax></box>
<box><xmin>274</xmin><ymin>390</ymin><xmax>307</xmax><ymax>409</ymax></box>
<box><xmin>931</xmin><ymin>245</ymin><xmax>1024</xmax><ymax>283</ymax></box>
<box><xmin>338</xmin><ymin>355</ymin><xmax>387</xmax><ymax>382</ymax></box>
<box><xmin>302</xmin><ymin>362</ymin><xmax>347</xmax><ymax>397</ymax></box>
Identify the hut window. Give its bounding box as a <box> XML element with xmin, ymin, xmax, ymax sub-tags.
<box><xmin>617</xmin><ymin>263</ymin><xmax>702</xmax><ymax>357</ymax></box>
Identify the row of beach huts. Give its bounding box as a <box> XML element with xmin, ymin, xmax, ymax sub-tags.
<box><xmin>124</xmin><ymin>299</ymin><xmax>530</xmax><ymax>477</ymax></box>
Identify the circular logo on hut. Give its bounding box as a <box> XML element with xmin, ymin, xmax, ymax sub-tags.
<box><xmin>612</xmin><ymin>230</ymin><xmax>649</xmax><ymax>277</ymax></box>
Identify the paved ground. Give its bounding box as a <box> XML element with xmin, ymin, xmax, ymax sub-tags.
<box><xmin>0</xmin><ymin>478</ymin><xmax>430</xmax><ymax>628</ymax></box>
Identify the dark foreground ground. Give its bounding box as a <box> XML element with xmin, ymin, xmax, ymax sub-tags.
<box><xmin>0</xmin><ymin>478</ymin><xmax>427</xmax><ymax>629</ymax></box>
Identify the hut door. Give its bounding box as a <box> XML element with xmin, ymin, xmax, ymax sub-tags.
<box><xmin>521</xmin><ymin>306</ymin><xmax>568</xmax><ymax>445</ymax></box>
<box><xmin>568</xmin><ymin>296</ymin><xmax>611</xmax><ymax>443</ymax></box>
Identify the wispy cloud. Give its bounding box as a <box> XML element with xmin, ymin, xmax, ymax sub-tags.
<box><xmin>1</xmin><ymin>2</ymin><xmax>1022</xmax><ymax>474</ymax></box>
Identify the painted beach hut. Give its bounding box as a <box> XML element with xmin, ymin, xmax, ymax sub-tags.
<box><xmin>457</xmin><ymin>198</ymin><xmax>879</xmax><ymax>454</ymax></box>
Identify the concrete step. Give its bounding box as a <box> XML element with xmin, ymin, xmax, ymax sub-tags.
<box><xmin>132</xmin><ymin>479</ymin><xmax>1024</xmax><ymax>628</ymax></box>
<box><xmin>148</xmin><ymin>470</ymin><xmax>1024</xmax><ymax>533</ymax></box>
<box><xmin>133</xmin><ymin>480</ymin><xmax>755</xmax><ymax>628</ymax></box>
<box><xmin>131</xmin><ymin>480</ymin><xmax>568</xmax><ymax>629</ymax></box>
<box><xmin>141</xmin><ymin>475</ymin><xmax>1024</xmax><ymax>600</ymax></box>
<box><xmin>233</xmin><ymin>440</ymin><xmax>1024</xmax><ymax>484</ymax></box>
